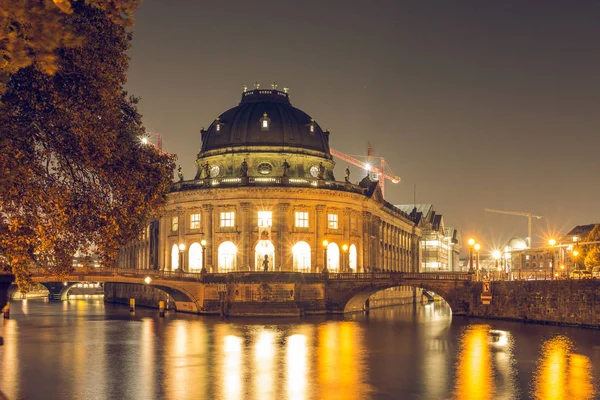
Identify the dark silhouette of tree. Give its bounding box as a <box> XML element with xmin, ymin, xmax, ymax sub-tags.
<box><xmin>0</xmin><ymin>2</ymin><xmax>175</xmax><ymax>289</ymax></box>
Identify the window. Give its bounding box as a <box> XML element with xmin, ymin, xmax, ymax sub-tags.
<box><xmin>295</xmin><ymin>211</ymin><xmax>309</xmax><ymax>228</ymax></box>
<box><xmin>328</xmin><ymin>213</ymin><xmax>338</xmax><ymax>229</ymax></box>
<box><xmin>188</xmin><ymin>242</ymin><xmax>202</xmax><ymax>271</ymax></box>
<box><xmin>260</xmin><ymin>112</ymin><xmax>271</xmax><ymax>131</ymax></box>
<box><xmin>292</xmin><ymin>241</ymin><xmax>311</xmax><ymax>272</ymax></box>
<box><xmin>215</xmin><ymin>118</ymin><xmax>221</xmax><ymax>132</ymax></box>
<box><xmin>258</xmin><ymin>211</ymin><xmax>272</xmax><ymax>227</ymax></box>
<box><xmin>190</xmin><ymin>214</ymin><xmax>201</xmax><ymax>230</ymax></box>
<box><xmin>171</xmin><ymin>216</ymin><xmax>179</xmax><ymax>232</ymax></box>
<box><xmin>220</xmin><ymin>211</ymin><xmax>235</xmax><ymax>227</ymax></box>
<box><xmin>171</xmin><ymin>244</ymin><xmax>179</xmax><ymax>270</ymax></box>
<box><xmin>218</xmin><ymin>241</ymin><xmax>237</xmax><ymax>272</ymax></box>
<box><xmin>326</xmin><ymin>242</ymin><xmax>340</xmax><ymax>271</ymax></box>
<box><xmin>349</xmin><ymin>244</ymin><xmax>357</xmax><ymax>271</ymax></box>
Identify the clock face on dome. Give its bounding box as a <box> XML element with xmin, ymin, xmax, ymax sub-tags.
<box><xmin>309</xmin><ymin>165</ymin><xmax>319</xmax><ymax>178</ymax></box>
<box><xmin>210</xmin><ymin>165</ymin><xmax>220</xmax><ymax>177</ymax></box>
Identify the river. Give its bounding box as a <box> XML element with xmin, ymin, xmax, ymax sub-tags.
<box><xmin>0</xmin><ymin>298</ymin><xmax>599</xmax><ymax>399</ymax></box>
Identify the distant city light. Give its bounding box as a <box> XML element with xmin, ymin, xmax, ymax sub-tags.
<box><xmin>141</xmin><ymin>137</ymin><xmax>148</xmax><ymax>144</ymax></box>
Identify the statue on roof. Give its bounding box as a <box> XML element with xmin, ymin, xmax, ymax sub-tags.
<box><xmin>240</xmin><ymin>159</ymin><xmax>248</xmax><ymax>177</ymax></box>
<box><xmin>282</xmin><ymin>159</ymin><xmax>291</xmax><ymax>177</ymax></box>
<box><xmin>345</xmin><ymin>166</ymin><xmax>350</xmax><ymax>183</ymax></box>
<box><xmin>203</xmin><ymin>161</ymin><xmax>210</xmax><ymax>179</ymax></box>
<box><xmin>177</xmin><ymin>165</ymin><xmax>184</xmax><ymax>182</ymax></box>
<box><xmin>318</xmin><ymin>162</ymin><xmax>325</xmax><ymax>179</ymax></box>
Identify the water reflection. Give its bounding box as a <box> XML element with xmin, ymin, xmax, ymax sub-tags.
<box><xmin>453</xmin><ymin>325</ymin><xmax>495</xmax><ymax>399</ymax></box>
<box><xmin>532</xmin><ymin>335</ymin><xmax>596</xmax><ymax>400</ymax></box>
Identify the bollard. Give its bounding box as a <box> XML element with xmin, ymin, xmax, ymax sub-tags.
<box><xmin>3</xmin><ymin>302</ymin><xmax>9</xmax><ymax>319</ymax></box>
<box><xmin>159</xmin><ymin>300</ymin><xmax>165</xmax><ymax>317</ymax></box>
<box><xmin>129</xmin><ymin>298</ymin><xmax>135</xmax><ymax>312</ymax></box>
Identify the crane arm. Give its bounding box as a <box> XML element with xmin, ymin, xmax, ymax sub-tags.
<box><xmin>330</xmin><ymin>148</ymin><xmax>401</xmax><ymax>183</ymax></box>
<box><xmin>485</xmin><ymin>208</ymin><xmax>543</xmax><ymax>219</ymax></box>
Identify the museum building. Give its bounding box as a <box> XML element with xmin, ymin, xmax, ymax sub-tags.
<box><xmin>119</xmin><ymin>87</ymin><xmax>422</xmax><ymax>273</ymax></box>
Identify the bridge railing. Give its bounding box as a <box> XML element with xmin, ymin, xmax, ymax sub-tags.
<box><xmin>24</xmin><ymin>267</ymin><xmax>475</xmax><ymax>284</ymax></box>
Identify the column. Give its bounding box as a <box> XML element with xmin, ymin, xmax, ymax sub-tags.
<box><xmin>203</xmin><ymin>204</ymin><xmax>214</xmax><ymax>271</ymax></box>
<box><xmin>372</xmin><ymin>216</ymin><xmax>381</xmax><ymax>270</ymax></box>
<box><xmin>279</xmin><ymin>203</ymin><xmax>291</xmax><ymax>271</ymax></box>
<box><xmin>240</xmin><ymin>202</ymin><xmax>251</xmax><ymax>270</ymax></box>
<box><xmin>362</xmin><ymin>212</ymin><xmax>372</xmax><ymax>272</ymax></box>
<box><xmin>315</xmin><ymin>204</ymin><xmax>326</xmax><ymax>272</ymax></box>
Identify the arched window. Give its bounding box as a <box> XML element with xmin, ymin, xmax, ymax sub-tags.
<box><xmin>171</xmin><ymin>244</ymin><xmax>179</xmax><ymax>271</ymax></box>
<box><xmin>349</xmin><ymin>244</ymin><xmax>357</xmax><ymax>271</ymax></box>
<box><xmin>327</xmin><ymin>242</ymin><xmax>340</xmax><ymax>271</ymax></box>
<box><xmin>255</xmin><ymin>240</ymin><xmax>275</xmax><ymax>271</ymax></box>
<box><xmin>292</xmin><ymin>241</ymin><xmax>311</xmax><ymax>272</ymax></box>
<box><xmin>218</xmin><ymin>241</ymin><xmax>237</xmax><ymax>272</ymax></box>
<box><xmin>189</xmin><ymin>242</ymin><xmax>203</xmax><ymax>271</ymax></box>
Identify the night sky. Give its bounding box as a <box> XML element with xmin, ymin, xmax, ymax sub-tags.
<box><xmin>126</xmin><ymin>1</ymin><xmax>600</xmax><ymax>254</ymax></box>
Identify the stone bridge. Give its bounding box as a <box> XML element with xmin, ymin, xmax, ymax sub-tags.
<box><xmin>0</xmin><ymin>269</ymin><xmax>477</xmax><ymax>316</ymax></box>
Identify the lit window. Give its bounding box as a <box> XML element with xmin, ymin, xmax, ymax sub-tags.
<box><xmin>260</xmin><ymin>112</ymin><xmax>271</xmax><ymax>131</ymax></box>
<box><xmin>258</xmin><ymin>211</ymin><xmax>272</xmax><ymax>227</ymax></box>
<box><xmin>220</xmin><ymin>211</ymin><xmax>235</xmax><ymax>227</ymax></box>
<box><xmin>171</xmin><ymin>216</ymin><xmax>179</xmax><ymax>232</ymax></box>
<box><xmin>292</xmin><ymin>241</ymin><xmax>311</xmax><ymax>272</ymax></box>
<box><xmin>218</xmin><ymin>241</ymin><xmax>237</xmax><ymax>272</ymax></box>
<box><xmin>525</xmin><ymin>255</ymin><xmax>530</xmax><ymax>260</ymax></box>
<box><xmin>295</xmin><ymin>211</ymin><xmax>309</xmax><ymax>228</ymax></box>
<box><xmin>215</xmin><ymin>120</ymin><xmax>221</xmax><ymax>132</ymax></box>
<box><xmin>190</xmin><ymin>214</ymin><xmax>201</xmax><ymax>230</ymax></box>
<box><xmin>328</xmin><ymin>213</ymin><xmax>338</xmax><ymax>229</ymax></box>
<box><xmin>573</xmin><ymin>236</ymin><xmax>579</xmax><ymax>242</ymax></box>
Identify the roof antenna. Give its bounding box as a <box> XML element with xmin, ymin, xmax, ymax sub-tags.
<box><xmin>414</xmin><ymin>183</ymin><xmax>416</xmax><ymax>208</ymax></box>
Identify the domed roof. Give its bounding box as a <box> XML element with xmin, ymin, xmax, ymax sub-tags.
<box><xmin>199</xmin><ymin>89</ymin><xmax>331</xmax><ymax>157</ymax></box>
<box><xmin>507</xmin><ymin>237</ymin><xmax>528</xmax><ymax>250</ymax></box>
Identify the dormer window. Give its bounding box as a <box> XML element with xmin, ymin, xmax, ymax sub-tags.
<box><xmin>215</xmin><ymin>118</ymin><xmax>221</xmax><ymax>132</ymax></box>
<box><xmin>260</xmin><ymin>112</ymin><xmax>271</xmax><ymax>131</ymax></box>
<box><xmin>308</xmin><ymin>118</ymin><xmax>316</xmax><ymax>133</ymax></box>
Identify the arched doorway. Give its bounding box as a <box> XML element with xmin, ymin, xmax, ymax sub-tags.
<box><xmin>327</xmin><ymin>242</ymin><xmax>340</xmax><ymax>271</ymax></box>
<box><xmin>349</xmin><ymin>244</ymin><xmax>357</xmax><ymax>271</ymax></box>
<box><xmin>171</xmin><ymin>244</ymin><xmax>179</xmax><ymax>271</ymax></box>
<box><xmin>255</xmin><ymin>240</ymin><xmax>275</xmax><ymax>271</ymax></box>
<box><xmin>292</xmin><ymin>241</ymin><xmax>311</xmax><ymax>272</ymax></box>
<box><xmin>218</xmin><ymin>241</ymin><xmax>237</xmax><ymax>272</ymax></box>
<box><xmin>188</xmin><ymin>242</ymin><xmax>203</xmax><ymax>271</ymax></box>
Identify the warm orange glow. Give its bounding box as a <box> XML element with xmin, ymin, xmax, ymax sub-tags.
<box><xmin>453</xmin><ymin>325</ymin><xmax>494</xmax><ymax>399</ymax></box>
<box><xmin>532</xmin><ymin>336</ymin><xmax>596</xmax><ymax>400</ymax></box>
<box><xmin>549</xmin><ymin>239</ymin><xmax>556</xmax><ymax>246</ymax></box>
<box><xmin>342</xmin><ymin>244</ymin><xmax>348</xmax><ymax>252</ymax></box>
<box><xmin>322</xmin><ymin>239</ymin><xmax>329</xmax><ymax>247</ymax></box>
<box><xmin>200</xmin><ymin>239</ymin><xmax>207</xmax><ymax>246</ymax></box>
<box><xmin>492</xmin><ymin>250</ymin><xmax>501</xmax><ymax>259</ymax></box>
<box><xmin>468</xmin><ymin>238</ymin><xmax>475</xmax><ymax>246</ymax></box>
<box><xmin>474</xmin><ymin>243</ymin><xmax>481</xmax><ymax>251</ymax></box>
<box><xmin>573</xmin><ymin>250</ymin><xmax>579</xmax><ymax>257</ymax></box>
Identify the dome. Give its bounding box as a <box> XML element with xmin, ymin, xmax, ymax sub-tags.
<box><xmin>199</xmin><ymin>89</ymin><xmax>331</xmax><ymax>157</ymax></box>
<box><xmin>507</xmin><ymin>237</ymin><xmax>528</xmax><ymax>250</ymax></box>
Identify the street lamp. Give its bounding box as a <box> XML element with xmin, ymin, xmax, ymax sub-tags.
<box><xmin>322</xmin><ymin>240</ymin><xmax>329</xmax><ymax>273</ymax></box>
<box><xmin>342</xmin><ymin>244</ymin><xmax>349</xmax><ymax>272</ymax></box>
<box><xmin>474</xmin><ymin>243</ymin><xmax>481</xmax><ymax>272</ymax></box>
<box><xmin>200</xmin><ymin>239</ymin><xmax>207</xmax><ymax>274</ymax></box>
<box><xmin>549</xmin><ymin>239</ymin><xmax>556</xmax><ymax>280</ymax></box>
<box><xmin>178</xmin><ymin>243</ymin><xmax>186</xmax><ymax>273</ymax></box>
<box><xmin>468</xmin><ymin>238</ymin><xmax>475</xmax><ymax>273</ymax></box>
<box><xmin>492</xmin><ymin>250</ymin><xmax>501</xmax><ymax>277</ymax></box>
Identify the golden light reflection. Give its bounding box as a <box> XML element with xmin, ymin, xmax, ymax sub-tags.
<box><xmin>453</xmin><ymin>325</ymin><xmax>494</xmax><ymax>400</ymax></box>
<box><xmin>287</xmin><ymin>334</ymin><xmax>308</xmax><ymax>400</ymax></box>
<box><xmin>317</xmin><ymin>321</ymin><xmax>369</xmax><ymax>399</ymax></box>
<box><xmin>532</xmin><ymin>336</ymin><xmax>596</xmax><ymax>400</ymax></box>
<box><xmin>140</xmin><ymin>318</ymin><xmax>155</xmax><ymax>400</ymax></box>
<box><xmin>223</xmin><ymin>334</ymin><xmax>243</xmax><ymax>399</ymax></box>
<box><xmin>1</xmin><ymin>319</ymin><xmax>18</xmax><ymax>399</ymax></box>
<box><xmin>254</xmin><ymin>330</ymin><xmax>276</xmax><ymax>400</ymax></box>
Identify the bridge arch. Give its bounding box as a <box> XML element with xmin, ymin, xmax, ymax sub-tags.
<box><xmin>327</xmin><ymin>280</ymin><xmax>472</xmax><ymax>315</ymax></box>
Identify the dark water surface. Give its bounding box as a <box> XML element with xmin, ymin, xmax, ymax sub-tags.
<box><xmin>1</xmin><ymin>299</ymin><xmax>599</xmax><ymax>400</ymax></box>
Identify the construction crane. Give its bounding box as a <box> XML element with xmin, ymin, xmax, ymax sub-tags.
<box><xmin>484</xmin><ymin>208</ymin><xmax>544</xmax><ymax>248</ymax></box>
<box><xmin>330</xmin><ymin>143</ymin><xmax>400</xmax><ymax>199</ymax></box>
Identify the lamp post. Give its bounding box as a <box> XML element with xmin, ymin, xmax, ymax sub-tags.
<box><xmin>342</xmin><ymin>244</ymin><xmax>349</xmax><ymax>273</ymax></box>
<box><xmin>322</xmin><ymin>240</ymin><xmax>329</xmax><ymax>273</ymax></box>
<box><xmin>468</xmin><ymin>238</ymin><xmax>475</xmax><ymax>273</ymax></box>
<box><xmin>474</xmin><ymin>243</ymin><xmax>481</xmax><ymax>280</ymax></box>
<box><xmin>200</xmin><ymin>239</ymin><xmax>207</xmax><ymax>274</ymax></box>
<box><xmin>549</xmin><ymin>239</ymin><xmax>556</xmax><ymax>281</ymax></box>
<box><xmin>492</xmin><ymin>250</ymin><xmax>501</xmax><ymax>280</ymax></box>
<box><xmin>572</xmin><ymin>250</ymin><xmax>579</xmax><ymax>278</ymax></box>
<box><xmin>178</xmin><ymin>243</ymin><xmax>186</xmax><ymax>273</ymax></box>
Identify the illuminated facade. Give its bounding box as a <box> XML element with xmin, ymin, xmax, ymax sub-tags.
<box><xmin>396</xmin><ymin>204</ymin><xmax>461</xmax><ymax>272</ymax></box>
<box><xmin>120</xmin><ymin>88</ymin><xmax>421</xmax><ymax>273</ymax></box>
